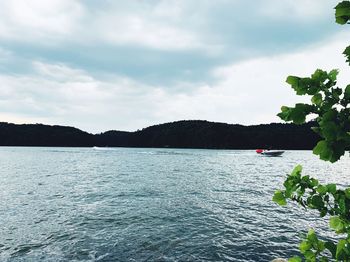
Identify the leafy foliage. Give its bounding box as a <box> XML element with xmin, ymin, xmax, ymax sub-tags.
<box><xmin>274</xmin><ymin>165</ymin><xmax>350</xmax><ymax>261</ymax></box>
<box><xmin>277</xmin><ymin>69</ymin><xmax>350</xmax><ymax>163</ymax></box>
<box><xmin>274</xmin><ymin>1</ymin><xmax>350</xmax><ymax>261</ymax></box>
<box><xmin>336</xmin><ymin>2</ymin><xmax>350</xmax><ymax>66</ymax></box>
<box><xmin>335</xmin><ymin>1</ymin><xmax>350</xmax><ymax>25</ymax></box>
<box><xmin>343</xmin><ymin>46</ymin><xmax>350</xmax><ymax>66</ymax></box>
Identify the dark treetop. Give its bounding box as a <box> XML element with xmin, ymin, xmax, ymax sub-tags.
<box><xmin>0</xmin><ymin>120</ymin><xmax>319</xmax><ymax>149</ymax></box>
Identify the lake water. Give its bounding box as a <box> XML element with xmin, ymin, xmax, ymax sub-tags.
<box><xmin>0</xmin><ymin>147</ymin><xmax>349</xmax><ymax>262</ymax></box>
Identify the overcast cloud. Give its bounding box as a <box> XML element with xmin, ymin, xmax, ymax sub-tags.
<box><xmin>0</xmin><ymin>0</ymin><xmax>349</xmax><ymax>133</ymax></box>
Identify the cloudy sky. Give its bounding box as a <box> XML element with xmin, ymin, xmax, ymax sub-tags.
<box><xmin>0</xmin><ymin>0</ymin><xmax>349</xmax><ymax>133</ymax></box>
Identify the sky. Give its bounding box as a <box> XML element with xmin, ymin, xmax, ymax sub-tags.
<box><xmin>0</xmin><ymin>0</ymin><xmax>350</xmax><ymax>133</ymax></box>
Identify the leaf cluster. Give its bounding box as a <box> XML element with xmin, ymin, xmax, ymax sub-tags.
<box><xmin>273</xmin><ymin>166</ymin><xmax>350</xmax><ymax>261</ymax></box>
<box><xmin>335</xmin><ymin>1</ymin><xmax>350</xmax><ymax>25</ymax></box>
<box><xmin>277</xmin><ymin>69</ymin><xmax>350</xmax><ymax>163</ymax></box>
<box><xmin>276</xmin><ymin>1</ymin><xmax>350</xmax><ymax>164</ymax></box>
<box><xmin>337</xmin><ymin>0</ymin><xmax>350</xmax><ymax>65</ymax></box>
<box><xmin>283</xmin><ymin>230</ymin><xmax>330</xmax><ymax>262</ymax></box>
<box><xmin>273</xmin><ymin>1</ymin><xmax>350</xmax><ymax>261</ymax></box>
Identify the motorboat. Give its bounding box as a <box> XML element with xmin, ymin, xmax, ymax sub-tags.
<box><xmin>256</xmin><ymin>149</ymin><xmax>284</xmax><ymax>157</ymax></box>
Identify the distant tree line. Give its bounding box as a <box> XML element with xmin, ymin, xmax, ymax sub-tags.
<box><xmin>0</xmin><ymin>120</ymin><xmax>320</xmax><ymax>149</ymax></box>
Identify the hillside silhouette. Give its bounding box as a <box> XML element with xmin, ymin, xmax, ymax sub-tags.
<box><xmin>0</xmin><ymin>120</ymin><xmax>320</xmax><ymax>149</ymax></box>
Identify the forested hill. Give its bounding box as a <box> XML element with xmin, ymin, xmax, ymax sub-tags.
<box><xmin>0</xmin><ymin>120</ymin><xmax>320</xmax><ymax>149</ymax></box>
<box><xmin>0</xmin><ymin>122</ymin><xmax>94</xmax><ymax>147</ymax></box>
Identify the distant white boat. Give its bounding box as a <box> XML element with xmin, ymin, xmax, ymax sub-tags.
<box><xmin>256</xmin><ymin>149</ymin><xmax>284</xmax><ymax>157</ymax></box>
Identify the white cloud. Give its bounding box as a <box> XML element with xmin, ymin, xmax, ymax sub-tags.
<box><xmin>2</xmin><ymin>32</ymin><xmax>350</xmax><ymax>133</ymax></box>
<box><xmin>33</xmin><ymin>61</ymin><xmax>93</xmax><ymax>82</ymax></box>
<box><xmin>94</xmin><ymin>14</ymin><xmax>202</xmax><ymax>51</ymax></box>
<box><xmin>152</xmin><ymin>0</ymin><xmax>188</xmax><ymax>19</ymax></box>
<box><xmin>0</xmin><ymin>0</ymin><xmax>221</xmax><ymax>53</ymax></box>
<box><xmin>0</xmin><ymin>0</ymin><xmax>84</xmax><ymax>43</ymax></box>
<box><xmin>0</xmin><ymin>47</ymin><xmax>12</xmax><ymax>62</ymax></box>
<box><xmin>210</xmin><ymin>32</ymin><xmax>350</xmax><ymax>124</ymax></box>
<box><xmin>259</xmin><ymin>0</ymin><xmax>333</xmax><ymax>21</ymax></box>
<box><xmin>0</xmin><ymin>62</ymin><xmax>170</xmax><ymax>132</ymax></box>
<box><xmin>0</xmin><ymin>0</ymin><xmax>339</xmax><ymax>55</ymax></box>
<box><xmin>0</xmin><ymin>1</ymin><xmax>348</xmax><ymax>132</ymax></box>
<box><xmin>84</xmin><ymin>1</ymin><xmax>222</xmax><ymax>53</ymax></box>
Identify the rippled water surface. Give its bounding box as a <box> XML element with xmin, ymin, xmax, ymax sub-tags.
<box><xmin>0</xmin><ymin>147</ymin><xmax>349</xmax><ymax>261</ymax></box>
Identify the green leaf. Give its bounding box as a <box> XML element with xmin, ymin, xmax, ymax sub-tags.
<box><xmin>317</xmin><ymin>241</ymin><xmax>326</xmax><ymax>252</ymax></box>
<box><xmin>317</xmin><ymin>185</ymin><xmax>327</xmax><ymax>194</ymax></box>
<box><xmin>338</xmin><ymin>195</ymin><xmax>346</xmax><ymax>215</ymax></box>
<box><xmin>286</xmin><ymin>75</ymin><xmax>300</xmax><ymax>86</ymax></box>
<box><xmin>307</xmin><ymin>229</ymin><xmax>318</xmax><ymax>243</ymax></box>
<box><xmin>301</xmin><ymin>175</ymin><xmax>310</xmax><ymax>183</ymax></box>
<box><xmin>290</xmin><ymin>104</ymin><xmax>309</xmax><ymax>124</ymax></box>
<box><xmin>344</xmin><ymin>188</ymin><xmax>350</xmax><ymax>199</ymax></box>
<box><xmin>329</xmin><ymin>69</ymin><xmax>339</xmax><ymax>81</ymax></box>
<box><xmin>327</xmin><ymin>184</ymin><xmax>337</xmax><ymax>194</ymax></box>
<box><xmin>304</xmin><ymin>250</ymin><xmax>316</xmax><ymax>261</ymax></box>
<box><xmin>278</xmin><ymin>104</ymin><xmax>314</xmax><ymax>124</ymax></box>
<box><xmin>312</xmin><ymin>69</ymin><xmax>328</xmax><ymax>82</ymax></box>
<box><xmin>336</xmin><ymin>239</ymin><xmax>348</xmax><ymax>260</ymax></box>
<box><xmin>322</xmin><ymin>109</ymin><xmax>337</xmax><ymax>122</ymax></box>
<box><xmin>273</xmin><ymin>190</ymin><xmax>287</xmax><ymax>206</ymax></box>
<box><xmin>288</xmin><ymin>256</ymin><xmax>302</xmax><ymax>262</ymax></box>
<box><xmin>330</xmin><ymin>217</ymin><xmax>344</xmax><ymax>232</ymax></box>
<box><xmin>344</xmin><ymin>46</ymin><xmax>350</xmax><ymax>66</ymax></box>
<box><xmin>277</xmin><ymin>106</ymin><xmax>292</xmax><ymax>121</ymax></box>
<box><xmin>286</xmin><ymin>76</ymin><xmax>307</xmax><ymax>95</ymax></box>
<box><xmin>322</xmin><ymin>121</ymin><xmax>339</xmax><ymax>141</ymax></box>
<box><xmin>291</xmin><ymin>165</ymin><xmax>302</xmax><ymax>176</ymax></box>
<box><xmin>309</xmin><ymin>178</ymin><xmax>319</xmax><ymax>187</ymax></box>
<box><xmin>313</xmin><ymin>141</ymin><xmax>333</xmax><ymax>161</ymax></box>
<box><xmin>310</xmin><ymin>195</ymin><xmax>324</xmax><ymax>209</ymax></box>
<box><xmin>290</xmin><ymin>109</ymin><xmax>306</xmax><ymax>124</ymax></box>
<box><xmin>332</xmin><ymin>87</ymin><xmax>343</xmax><ymax>99</ymax></box>
<box><xmin>311</xmin><ymin>93</ymin><xmax>322</xmax><ymax>105</ymax></box>
<box><xmin>335</xmin><ymin>1</ymin><xmax>350</xmax><ymax>25</ymax></box>
<box><xmin>300</xmin><ymin>240</ymin><xmax>312</xmax><ymax>253</ymax></box>
<box><xmin>344</xmin><ymin>84</ymin><xmax>350</xmax><ymax>99</ymax></box>
<box><xmin>320</xmin><ymin>207</ymin><xmax>328</xmax><ymax>217</ymax></box>
<box><xmin>331</xmin><ymin>141</ymin><xmax>346</xmax><ymax>162</ymax></box>
<box><xmin>313</xmin><ymin>141</ymin><xmax>327</xmax><ymax>155</ymax></box>
<box><xmin>312</xmin><ymin>140</ymin><xmax>341</xmax><ymax>162</ymax></box>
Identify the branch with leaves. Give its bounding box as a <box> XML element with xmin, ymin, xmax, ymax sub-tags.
<box><xmin>278</xmin><ymin>68</ymin><xmax>350</xmax><ymax>163</ymax></box>
<box><xmin>273</xmin><ymin>1</ymin><xmax>350</xmax><ymax>261</ymax></box>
